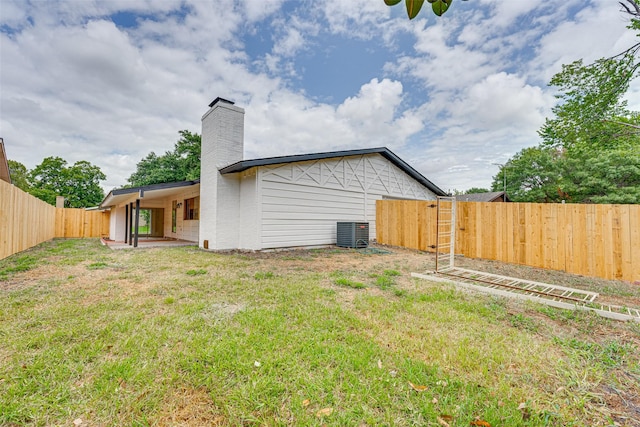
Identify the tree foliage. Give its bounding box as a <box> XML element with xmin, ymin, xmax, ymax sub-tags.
<box><xmin>383</xmin><ymin>0</ymin><xmax>467</xmax><ymax>19</ymax></box>
<box><xmin>127</xmin><ymin>130</ymin><xmax>201</xmax><ymax>187</ymax></box>
<box><xmin>492</xmin><ymin>147</ymin><xmax>564</xmax><ymax>203</ymax></box>
<box><xmin>7</xmin><ymin>160</ymin><xmax>30</xmax><ymax>192</ymax></box>
<box><xmin>27</xmin><ymin>157</ymin><xmax>106</xmax><ymax>207</ymax></box>
<box><xmin>465</xmin><ymin>187</ymin><xmax>489</xmax><ymax>194</ymax></box>
<box><xmin>493</xmin><ymin>1</ymin><xmax>640</xmax><ymax>204</ymax></box>
<box><xmin>539</xmin><ymin>53</ymin><xmax>639</xmax><ymax>151</ymax></box>
<box><xmin>561</xmin><ymin>148</ymin><xmax>640</xmax><ymax>204</ymax></box>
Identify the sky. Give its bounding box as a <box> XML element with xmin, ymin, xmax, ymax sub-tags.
<box><xmin>1</xmin><ymin>0</ymin><xmax>638</xmax><ymax>193</ymax></box>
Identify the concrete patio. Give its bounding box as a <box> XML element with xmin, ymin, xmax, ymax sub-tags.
<box><xmin>101</xmin><ymin>237</ymin><xmax>196</xmax><ymax>250</ymax></box>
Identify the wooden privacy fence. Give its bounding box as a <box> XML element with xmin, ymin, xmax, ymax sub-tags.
<box><xmin>376</xmin><ymin>200</ymin><xmax>640</xmax><ymax>283</ymax></box>
<box><xmin>55</xmin><ymin>208</ymin><xmax>110</xmax><ymax>238</ymax></box>
<box><xmin>1</xmin><ymin>179</ymin><xmax>110</xmax><ymax>260</ymax></box>
<box><xmin>1</xmin><ymin>179</ymin><xmax>56</xmax><ymax>259</ymax></box>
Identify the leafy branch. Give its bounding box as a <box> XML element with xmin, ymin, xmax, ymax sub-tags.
<box><xmin>384</xmin><ymin>0</ymin><xmax>468</xmax><ymax>20</ymax></box>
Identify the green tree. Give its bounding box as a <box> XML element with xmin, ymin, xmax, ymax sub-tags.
<box><xmin>126</xmin><ymin>152</ymin><xmax>183</xmax><ymax>187</ymax></box>
<box><xmin>539</xmin><ymin>56</ymin><xmax>639</xmax><ymax>152</ymax></box>
<box><xmin>465</xmin><ymin>187</ymin><xmax>489</xmax><ymax>194</ymax></box>
<box><xmin>174</xmin><ymin>130</ymin><xmax>202</xmax><ymax>181</ymax></box>
<box><xmin>493</xmin><ymin>146</ymin><xmax>640</xmax><ymax>204</ymax></box>
<box><xmin>7</xmin><ymin>160</ymin><xmax>30</xmax><ymax>192</ymax></box>
<box><xmin>561</xmin><ymin>148</ymin><xmax>640</xmax><ymax>204</ymax></box>
<box><xmin>539</xmin><ymin>0</ymin><xmax>640</xmax><ymax>153</ymax></box>
<box><xmin>127</xmin><ymin>130</ymin><xmax>201</xmax><ymax>187</ymax></box>
<box><xmin>29</xmin><ymin>157</ymin><xmax>106</xmax><ymax>207</ymax></box>
<box><xmin>491</xmin><ymin>147</ymin><xmax>564</xmax><ymax>203</ymax></box>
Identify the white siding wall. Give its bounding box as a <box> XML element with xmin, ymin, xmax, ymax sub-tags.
<box><xmin>109</xmin><ymin>207</ymin><xmax>126</xmax><ymax>241</ymax></box>
<box><xmin>257</xmin><ymin>154</ymin><xmax>436</xmax><ymax>249</ymax></box>
<box><xmin>214</xmin><ymin>175</ymin><xmax>241</xmax><ymax>249</ymax></box>
<box><xmin>238</xmin><ymin>169</ymin><xmax>260</xmax><ymax>250</ymax></box>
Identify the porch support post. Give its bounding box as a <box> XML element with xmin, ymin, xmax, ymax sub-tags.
<box><xmin>134</xmin><ymin>199</ymin><xmax>140</xmax><ymax>248</ymax></box>
<box><xmin>129</xmin><ymin>202</ymin><xmax>134</xmax><ymax>246</ymax></box>
<box><xmin>124</xmin><ymin>204</ymin><xmax>129</xmax><ymax>244</ymax></box>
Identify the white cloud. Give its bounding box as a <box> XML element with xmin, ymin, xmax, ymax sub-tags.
<box><xmin>320</xmin><ymin>0</ymin><xmax>391</xmax><ymax>38</ymax></box>
<box><xmin>0</xmin><ymin>1</ymin><xmax>28</xmax><ymax>27</ymax></box>
<box><xmin>242</xmin><ymin>0</ymin><xmax>285</xmax><ymax>23</ymax></box>
<box><xmin>448</xmin><ymin>72</ymin><xmax>553</xmax><ymax>131</ymax></box>
<box><xmin>244</xmin><ymin>78</ymin><xmax>421</xmax><ymax>159</ymax></box>
<box><xmin>533</xmin><ymin>2</ymin><xmax>636</xmax><ymax>81</ymax></box>
<box><xmin>272</xmin><ymin>27</ymin><xmax>305</xmax><ymax>57</ymax></box>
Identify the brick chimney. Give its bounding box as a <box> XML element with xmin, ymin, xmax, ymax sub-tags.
<box><xmin>199</xmin><ymin>97</ymin><xmax>245</xmax><ymax>250</ymax></box>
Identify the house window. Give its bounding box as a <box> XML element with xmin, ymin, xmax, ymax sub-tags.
<box><xmin>172</xmin><ymin>200</ymin><xmax>177</xmax><ymax>232</ymax></box>
<box><xmin>184</xmin><ymin>197</ymin><xmax>199</xmax><ymax>220</ymax></box>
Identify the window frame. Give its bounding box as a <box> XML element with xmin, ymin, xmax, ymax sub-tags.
<box><xmin>171</xmin><ymin>200</ymin><xmax>177</xmax><ymax>232</ymax></box>
<box><xmin>183</xmin><ymin>196</ymin><xmax>199</xmax><ymax>220</ymax></box>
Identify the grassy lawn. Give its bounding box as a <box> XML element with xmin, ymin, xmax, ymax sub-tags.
<box><xmin>1</xmin><ymin>239</ymin><xmax>639</xmax><ymax>426</ymax></box>
<box><xmin>136</xmin><ymin>225</ymin><xmax>150</xmax><ymax>235</ymax></box>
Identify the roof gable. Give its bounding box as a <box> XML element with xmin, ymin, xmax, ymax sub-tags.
<box><xmin>219</xmin><ymin>147</ymin><xmax>447</xmax><ymax>196</ymax></box>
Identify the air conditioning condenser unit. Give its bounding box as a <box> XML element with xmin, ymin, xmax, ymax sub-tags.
<box><xmin>336</xmin><ymin>222</ymin><xmax>369</xmax><ymax>248</ymax></box>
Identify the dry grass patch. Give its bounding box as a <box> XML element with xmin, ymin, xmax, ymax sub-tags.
<box><xmin>156</xmin><ymin>387</ymin><xmax>226</xmax><ymax>426</ymax></box>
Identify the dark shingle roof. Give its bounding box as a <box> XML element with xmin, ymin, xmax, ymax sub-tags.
<box><xmin>110</xmin><ymin>179</ymin><xmax>200</xmax><ymax>196</ymax></box>
<box><xmin>219</xmin><ymin>147</ymin><xmax>447</xmax><ymax>196</ymax></box>
<box><xmin>455</xmin><ymin>191</ymin><xmax>510</xmax><ymax>202</ymax></box>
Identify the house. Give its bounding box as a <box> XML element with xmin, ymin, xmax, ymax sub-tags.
<box><xmin>100</xmin><ymin>97</ymin><xmax>447</xmax><ymax>250</ymax></box>
<box><xmin>0</xmin><ymin>138</ymin><xmax>11</xmax><ymax>184</ymax></box>
<box><xmin>455</xmin><ymin>191</ymin><xmax>510</xmax><ymax>203</ymax></box>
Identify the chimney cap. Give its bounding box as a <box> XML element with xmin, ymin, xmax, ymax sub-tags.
<box><xmin>208</xmin><ymin>97</ymin><xmax>235</xmax><ymax>108</ymax></box>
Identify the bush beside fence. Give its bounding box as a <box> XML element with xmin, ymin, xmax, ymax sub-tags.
<box><xmin>376</xmin><ymin>199</ymin><xmax>640</xmax><ymax>283</ymax></box>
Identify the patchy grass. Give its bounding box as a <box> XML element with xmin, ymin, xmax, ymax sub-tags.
<box><xmin>87</xmin><ymin>261</ymin><xmax>109</xmax><ymax>270</ymax></box>
<box><xmin>374</xmin><ymin>269</ymin><xmax>401</xmax><ymax>290</ymax></box>
<box><xmin>0</xmin><ymin>239</ymin><xmax>639</xmax><ymax>426</ymax></box>
<box><xmin>0</xmin><ymin>254</ymin><xmax>39</xmax><ymax>279</ymax></box>
<box><xmin>186</xmin><ymin>269</ymin><xmax>207</xmax><ymax>276</ymax></box>
<box><xmin>334</xmin><ymin>277</ymin><xmax>366</xmax><ymax>289</ymax></box>
<box><xmin>254</xmin><ymin>271</ymin><xmax>275</xmax><ymax>280</ymax></box>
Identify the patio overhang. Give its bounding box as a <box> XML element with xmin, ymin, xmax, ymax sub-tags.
<box><xmin>100</xmin><ymin>179</ymin><xmax>200</xmax><ymax>249</ymax></box>
<box><xmin>100</xmin><ymin>179</ymin><xmax>200</xmax><ymax>209</ymax></box>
